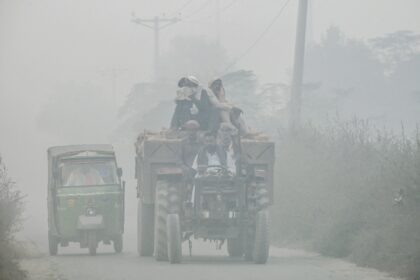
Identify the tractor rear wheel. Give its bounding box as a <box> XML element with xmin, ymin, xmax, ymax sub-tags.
<box><xmin>138</xmin><ymin>200</ymin><xmax>154</xmax><ymax>256</ymax></box>
<box><xmin>167</xmin><ymin>213</ymin><xmax>182</xmax><ymax>264</ymax></box>
<box><xmin>253</xmin><ymin>209</ymin><xmax>270</xmax><ymax>264</ymax></box>
<box><xmin>154</xmin><ymin>181</ymin><xmax>169</xmax><ymax>261</ymax></box>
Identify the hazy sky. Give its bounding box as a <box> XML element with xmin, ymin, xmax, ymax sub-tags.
<box><xmin>1</xmin><ymin>0</ymin><xmax>420</xmax><ymax>243</ymax></box>
<box><xmin>1</xmin><ymin>0</ymin><xmax>420</xmax><ymax>109</ymax></box>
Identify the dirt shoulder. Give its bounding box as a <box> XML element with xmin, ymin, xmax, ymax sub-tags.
<box><xmin>18</xmin><ymin>241</ymin><xmax>64</xmax><ymax>280</ymax></box>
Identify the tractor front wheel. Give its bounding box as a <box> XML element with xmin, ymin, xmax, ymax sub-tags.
<box><xmin>166</xmin><ymin>213</ymin><xmax>182</xmax><ymax>264</ymax></box>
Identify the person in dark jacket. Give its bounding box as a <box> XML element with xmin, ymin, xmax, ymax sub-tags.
<box><xmin>170</xmin><ymin>77</ymin><xmax>198</xmax><ymax>129</ymax></box>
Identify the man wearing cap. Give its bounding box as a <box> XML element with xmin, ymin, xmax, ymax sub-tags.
<box><xmin>170</xmin><ymin>77</ymin><xmax>198</xmax><ymax>129</ymax></box>
<box><xmin>184</xmin><ymin>76</ymin><xmax>232</xmax><ymax>131</ymax></box>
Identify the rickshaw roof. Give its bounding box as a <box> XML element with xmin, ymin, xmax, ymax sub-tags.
<box><xmin>48</xmin><ymin>145</ymin><xmax>115</xmax><ymax>159</ymax></box>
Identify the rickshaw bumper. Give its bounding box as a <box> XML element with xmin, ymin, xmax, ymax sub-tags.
<box><xmin>77</xmin><ymin>215</ymin><xmax>104</xmax><ymax>230</ymax></box>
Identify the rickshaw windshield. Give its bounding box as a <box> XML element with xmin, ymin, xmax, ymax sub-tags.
<box><xmin>60</xmin><ymin>160</ymin><xmax>119</xmax><ymax>187</ymax></box>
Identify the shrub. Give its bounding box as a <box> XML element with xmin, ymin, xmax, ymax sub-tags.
<box><xmin>0</xmin><ymin>156</ymin><xmax>26</xmax><ymax>280</ymax></box>
<box><xmin>272</xmin><ymin>120</ymin><xmax>420</xmax><ymax>279</ymax></box>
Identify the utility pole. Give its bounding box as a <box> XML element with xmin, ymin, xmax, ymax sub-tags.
<box><xmin>99</xmin><ymin>67</ymin><xmax>128</xmax><ymax>108</ymax></box>
<box><xmin>289</xmin><ymin>0</ymin><xmax>309</xmax><ymax>131</ymax></box>
<box><xmin>132</xmin><ymin>15</ymin><xmax>180</xmax><ymax>80</ymax></box>
<box><xmin>216</xmin><ymin>0</ymin><xmax>221</xmax><ymax>47</ymax></box>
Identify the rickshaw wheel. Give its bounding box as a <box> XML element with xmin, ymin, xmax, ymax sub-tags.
<box><xmin>48</xmin><ymin>231</ymin><xmax>58</xmax><ymax>256</ymax></box>
<box><xmin>113</xmin><ymin>234</ymin><xmax>123</xmax><ymax>253</ymax></box>
<box><xmin>88</xmin><ymin>231</ymin><xmax>97</xmax><ymax>256</ymax></box>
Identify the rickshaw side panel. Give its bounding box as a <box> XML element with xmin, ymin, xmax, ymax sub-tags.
<box><xmin>47</xmin><ymin>153</ymin><xmax>60</xmax><ymax>236</ymax></box>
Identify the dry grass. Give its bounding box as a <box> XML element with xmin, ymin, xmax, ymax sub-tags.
<box><xmin>272</xmin><ymin>120</ymin><xmax>420</xmax><ymax>279</ymax></box>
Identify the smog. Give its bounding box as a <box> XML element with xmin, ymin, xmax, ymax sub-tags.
<box><xmin>0</xmin><ymin>1</ymin><xmax>419</xmax><ymax>279</ymax></box>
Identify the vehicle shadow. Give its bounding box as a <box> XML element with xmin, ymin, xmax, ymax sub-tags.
<box><xmin>52</xmin><ymin>252</ymin><xmax>123</xmax><ymax>258</ymax></box>
<box><xmin>179</xmin><ymin>255</ymin><xmax>280</xmax><ymax>266</ymax></box>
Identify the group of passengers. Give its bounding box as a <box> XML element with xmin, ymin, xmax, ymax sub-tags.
<box><xmin>170</xmin><ymin>76</ymin><xmax>248</xmax><ymax>136</ymax></box>
<box><xmin>170</xmin><ymin>76</ymin><xmax>247</xmax><ymax>178</ymax></box>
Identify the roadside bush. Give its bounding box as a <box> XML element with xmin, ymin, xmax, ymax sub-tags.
<box><xmin>272</xmin><ymin>120</ymin><xmax>420</xmax><ymax>279</ymax></box>
<box><xmin>0</xmin><ymin>156</ymin><xmax>26</xmax><ymax>280</ymax></box>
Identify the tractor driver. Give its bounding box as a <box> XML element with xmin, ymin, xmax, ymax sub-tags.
<box><xmin>192</xmin><ymin>132</ymin><xmax>236</xmax><ymax>176</ymax></box>
<box><xmin>190</xmin><ymin>132</ymin><xmax>235</xmax><ymax>205</ymax></box>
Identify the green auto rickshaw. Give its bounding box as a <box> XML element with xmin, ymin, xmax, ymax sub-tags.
<box><xmin>47</xmin><ymin>145</ymin><xmax>125</xmax><ymax>256</ymax></box>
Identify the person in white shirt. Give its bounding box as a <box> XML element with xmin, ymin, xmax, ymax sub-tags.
<box><xmin>190</xmin><ymin>132</ymin><xmax>236</xmax><ymax>205</ymax></box>
<box><xmin>192</xmin><ymin>132</ymin><xmax>236</xmax><ymax>176</ymax></box>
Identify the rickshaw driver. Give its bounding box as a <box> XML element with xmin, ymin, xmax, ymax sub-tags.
<box><xmin>65</xmin><ymin>165</ymin><xmax>105</xmax><ymax>186</ymax></box>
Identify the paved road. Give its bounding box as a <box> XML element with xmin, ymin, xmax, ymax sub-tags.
<box><xmin>22</xmin><ymin>240</ymin><xmax>400</xmax><ymax>280</ymax></box>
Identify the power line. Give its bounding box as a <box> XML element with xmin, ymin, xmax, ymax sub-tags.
<box><xmin>224</xmin><ymin>0</ymin><xmax>293</xmax><ymax>72</ymax></box>
<box><xmin>221</xmin><ymin>0</ymin><xmax>238</xmax><ymax>13</ymax></box>
<box><xmin>192</xmin><ymin>0</ymin><xmax>239</xmax><ymax>21</ymax></box>
<box><xmin>168</xmin><ymin>0</ymin><xmax>194</xmax><ymax>17</ymax></box>
<box><xmin>182</xmin><ymin>0</ymin><xmax>213</xmax><ymax>20</ymax></box>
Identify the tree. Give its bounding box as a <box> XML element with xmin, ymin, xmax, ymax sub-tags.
<box><xmin>37</xmin><ymin>82</ymin><xmax>117</xmax><ymax>143</ymax></box>
<box><xmin>369</xmin><ymin>30</ymin><xmax>420</xmax><ymax>67</ymax></box>
<box><xmin>303</xmin><ymin>26</ymin><xmax>388</xmax><ymax>123</ymax></box>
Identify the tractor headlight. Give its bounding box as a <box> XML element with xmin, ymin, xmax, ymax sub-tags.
<box><xmin>86</xmin><ymin>207</ymin><xmax>96</xmax><ymax>216</ymax></box>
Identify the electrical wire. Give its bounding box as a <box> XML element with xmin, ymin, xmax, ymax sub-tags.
<box><xmin>197</xmin><ymin>0</ymin><xmax>238</xmax><ymax>21</ymax></box>
<box><xmin>168</xmin><ymin>0</ymin><xmax>194</xmax><ymax>17</ymax></box>
<box><xmin>221</xmin><ymin>0</ymin><xmax>238</xmax><ymax>13</ymax></box>
<box><xmin>224</xmin><ymin>0</ymin><xmax>294</xmax><ymax>72</ymax></box>
<box><xmin>182</xmin><ymin>0</ymin><xmax>213</xmax><ymax>20</ymax></box>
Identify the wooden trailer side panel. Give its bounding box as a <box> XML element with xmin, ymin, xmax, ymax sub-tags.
<box><xmin>136</xmin><ymin>138</ymin><xmax>182</xmax><ymax>204</ymax></box>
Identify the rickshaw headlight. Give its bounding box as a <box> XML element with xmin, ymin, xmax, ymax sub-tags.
<box><xmin>86</xmin><ymin>207</ymin><xmax>96</xmax><ymax>216</ymax></box>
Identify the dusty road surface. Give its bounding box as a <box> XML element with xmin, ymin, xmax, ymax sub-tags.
<box><xmin>22</xmin><ymin>240</ymin><xmax>401</xmax><ymax>280</ymax></box>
